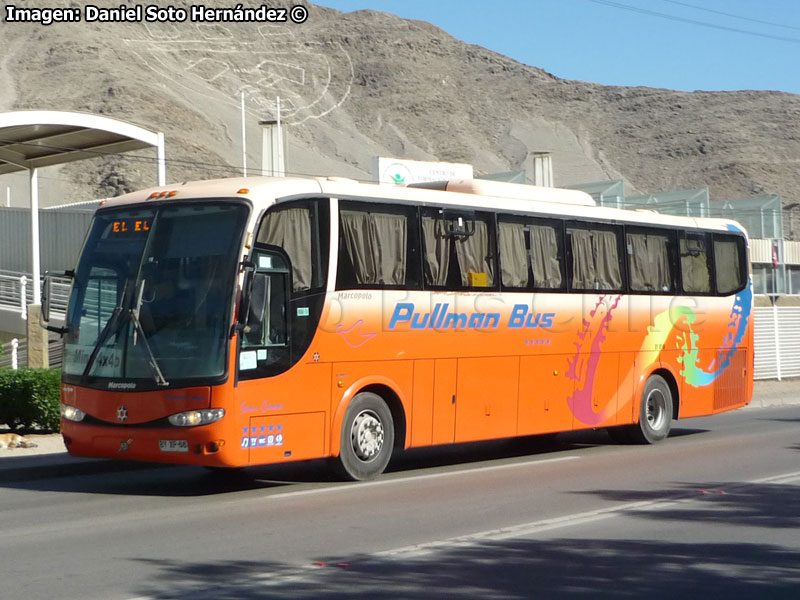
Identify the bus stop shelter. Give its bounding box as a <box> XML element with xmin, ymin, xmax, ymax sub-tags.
<box><xmin>0</xmin><ymin>110</ymin><xmax>166</xmax><ymax>304</ymax></box>
<box><xmin>0</xmin><ymin>110</ymin><xmax>165</xmax><ymax>367</ymax></box>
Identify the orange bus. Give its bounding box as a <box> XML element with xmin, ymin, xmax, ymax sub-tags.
<box><xmin>43</xmin><ymin>176</ymin><xmax>753</xmax><ymax>480</ymax></box>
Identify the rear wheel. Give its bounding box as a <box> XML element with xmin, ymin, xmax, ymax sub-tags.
<box><xmin>335</xmin><ymin>392</ymin><xmax>394</xmax><ymax>481</ymax></box>
<box><xmin>628</xmin><ymin>375</ymin><xmax>673</xmax><ymax>444</ymax></box>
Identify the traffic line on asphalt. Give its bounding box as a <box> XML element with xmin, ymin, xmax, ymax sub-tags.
<box><xmin>268</xmin><ymin>455</ymin><xmax>581</xmax><ymax>500</ymax></box>
<box><xmin>123</xmin><ymin>466</ymin><xmax>800</xmax><ymax>599</ymax></box>
<box><xmin>376</xmin><ymin>468</ymin><xmax>800</xmax><ymax>559</ymax></box>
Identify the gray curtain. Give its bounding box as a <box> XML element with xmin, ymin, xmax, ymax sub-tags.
<box><xmin>258</xmin><ymin>208</ymin><xmax>312</xmax><ymax>291</ymax></box>
<box><xmin>340</xmin><ymin>210</ymin><xmax>407</xmax><ymax>285</ymax></box>
<box><xmin>571</xmin><ymin>228</ymin><xmax>621</xmax><ymax>290</ymax></box>
<box><xmin>681</xmin><ymin>238</ymin><xmax>711</xmax><ymax>293</ymax></box>
<box><xmin>455</xmin><ymin>219</ymin><xmax>494</xmax><ymax>287</ymax></box>
<box><xmin>531</xmin><ymin>224</ymin><xmax>562</xmax><ymax>288</ymax></box>
<box><xmin>422</xmin><ymin>217</ymin><xmax>450</xmax><ymax>286</ymax></box>
<box><xmin>499</xmin><ymin>222</ymin><xmax>528</xmax><ymax>287</ymax></box>
<box><xmin>570</xmin><ymin>229</ymin><xmax>595</xmax><ymax>289</ymax></box>
<box><xmin>628</xmin><ymin>233</ymin><xmax>671</xmax><ymax>292</ymax></box>
<box><xmin>714</xmin><ymin>239</ymin><xmax>741</xmax><ymax>294</ymax></box>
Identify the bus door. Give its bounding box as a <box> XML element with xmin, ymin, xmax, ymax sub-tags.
<box><xmin>431</xmin><ymin>358</ymin><xmax>457</xmax><ymax>445</ymax></box>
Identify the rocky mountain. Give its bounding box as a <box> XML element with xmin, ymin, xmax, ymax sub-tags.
<box><xmin>1</xmin><ymin>0</ymin><xmax>799</xmax><ymax>234</ymax></box>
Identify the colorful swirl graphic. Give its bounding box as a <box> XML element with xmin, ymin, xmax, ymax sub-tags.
<box><xmin>566</xmin><ymin>295</ymin><xmax>622</xmax><ymax>425</ymax></box>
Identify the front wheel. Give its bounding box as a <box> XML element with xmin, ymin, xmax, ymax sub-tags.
<box><xmin>335</xmin><ymin>392</ymin><xmax>394</xmax><ymax>481</ymax></box>
<box><xmin>629</xmin><ymin>375</ymin><xmax>673</xmax><ymax>444</ymax></box>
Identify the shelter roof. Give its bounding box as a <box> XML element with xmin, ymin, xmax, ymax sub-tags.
<box><xmin>0</xmin><ymin>110</ymin><xmax>160</xmax><ymax>175</ymax></box>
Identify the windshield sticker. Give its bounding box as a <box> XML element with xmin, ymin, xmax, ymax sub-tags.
<box><xmin>240</xmin><ymin>351</ymin><xmax>257</xmax><ymax>370</ymax></box>
<box><xmin>64</xmin><ymin>345</ymin><xmax>123</xmax><ymax>377</ymax></box>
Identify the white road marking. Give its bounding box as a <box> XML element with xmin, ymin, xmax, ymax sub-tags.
<box><xmin>377</xmin><ymin>468</ymin><xmax>800</xmax><ymax>559</ymax></box>
<box><xmin>268</xmin><ymin>455</ymin><xmax>580</xmax><ymax>500</ymax></box>
<box><xmin>124</xmin><ymin>468</ymin><xmax>800</xmax><ymax>599</ymax></box>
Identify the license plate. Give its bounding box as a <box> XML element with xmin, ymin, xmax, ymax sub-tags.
<box><xmin>159</xmin><ymin>439</ymin><xmax>189</xmax><ymax>453</ymax></box>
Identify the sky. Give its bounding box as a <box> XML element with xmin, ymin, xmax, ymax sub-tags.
<box><xmin>315</xmin><ymin>0</ymin><xmax>800</xmax><ymax>95</ymax></box>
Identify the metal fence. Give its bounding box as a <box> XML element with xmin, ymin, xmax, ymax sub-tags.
<box><xmin>0</xmin><ymin>337</ymin><xmax>63</xmax><ymax>369</ymax></box>
<box><xmin>754</xmin><ymin>306</ymin><xmax>800</xmax><ymax>380</ymax></box>
<box><xmin>0</xmin><ymin>208</ymin><xmax>92</xmax><ymax>273</ymax></box>
<box><xmin>0</xmin><ymin>269</ymin><xmax>71</xmax><ymax>319</ymax></box>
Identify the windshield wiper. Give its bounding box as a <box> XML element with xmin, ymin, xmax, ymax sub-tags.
<box><xmin>131</xmin><ymin>279</ymin><xmax>169</xmax><ymax>387</ymax></box>
<box><xmin>81</xmin><ymin>305</ymin><xmax>125</xmax><ymax>383</ymax></box>
<box><xmin>81</xmin><ymin>279</ymin><xmax>169</xmax><ymax>387</ymax></box>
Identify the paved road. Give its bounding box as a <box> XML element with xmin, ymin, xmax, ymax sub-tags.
<box><xmin>2</xmin><ymin>403</ymin><xmax>799</xmax><ymax>599</ymax></box>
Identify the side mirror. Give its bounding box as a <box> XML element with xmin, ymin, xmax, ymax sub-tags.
<box><xmin>40</xmin><ymin>270</ymin><xmax>73</xmax><ymax>335</ymax></box>
<box><xmin>41</xmin><ymin>275</ymin><xmax>52</xmax><ymax>324</ymax></box>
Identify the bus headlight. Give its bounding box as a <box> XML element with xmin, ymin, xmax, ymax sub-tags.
<box><xmin>61</xmin><ymin>404</ymin><xmax>86</xmax><ymax>422</ymax></box>
<box><xmin>168</xmin><ymin>408</ymin><xmax>225</xmax><ymax>427</ymax></box>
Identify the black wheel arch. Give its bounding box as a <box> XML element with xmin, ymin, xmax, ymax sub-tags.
<box><xmin>360</xmin><ymin>383</ymin><xmax>407</xmax><ymax>450</ymax></box>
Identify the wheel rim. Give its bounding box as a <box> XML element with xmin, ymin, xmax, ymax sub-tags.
<box><xmin>645</xmin><ymin>388</ymin><xmax>667</xmax><ymax>431</ymax></box>
<box><xmin>350</xmin><ymin>409</ymin><xmax>384</xmax><ymax>462</ymax></box>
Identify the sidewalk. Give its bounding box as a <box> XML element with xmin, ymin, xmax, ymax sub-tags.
<box><xmin>1</xmin><ymin>379</ymin><xmax>798</xmax><ymax>479</ymax></box>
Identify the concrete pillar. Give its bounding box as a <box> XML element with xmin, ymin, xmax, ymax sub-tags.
<box><xmin>26</xmin><ymin>304</ymin><xmax>49</xmax><ymax>369</ymax></box>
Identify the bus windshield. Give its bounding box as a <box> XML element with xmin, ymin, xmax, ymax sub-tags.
<box><xmin>63</xmin><ymin>201</ymin><xmax>249</xmax><ymax>389</ymax></box>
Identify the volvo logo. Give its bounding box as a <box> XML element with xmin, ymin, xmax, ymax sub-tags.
<box><xmin>118</xmin><ymin>439</ymin><xmax>133</xmax><ymax>453</ymax></box>
<box><xmin>116</xmin><ymin>406</ymin><xmax>129</xmax><ymax>422</ymax></box>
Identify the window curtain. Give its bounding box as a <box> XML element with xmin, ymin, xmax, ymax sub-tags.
<box><xmin>455</xmin><ymin>219</ymin><xmax>494</xmax><ymax>286</ymax></box>
<box><xmin>340</xmin><ymin>210</ymin><xmax>407</xmax><ymax>285</ymax></box>
<box><xmin>258</xmin><ymin>208</ymin><xmax>312</xmax><ymax>291</ymax></box>
<box><xmin>498</xmin><ymin>222</ymin><xmax>528</xmax><ymax>288</ymax></box>
<box><xmin>628</xmin><ymin>233</ymin><xmax>671</xmax><ymax>292</ymax></box>
<box><xmin>530</xmin><ymin>225</ymin><xmax>562</xmax><ymax>288</ymax></box>
<box><xmin>570</xmin><ymin>229</ymin><xmax>595</xmax><ymax>289</ymax></box>
<box><xmin>680</xmin><ymin>238</ymin><xmax>711</xmax><ymax>293</ymax></box>
<box><xmin>714</xmin><ymin>239</ymin><xmax>741</xmax><ymax>294</ymax></box>
<box><xmin>422</xmin><ymin>217</ymin><xmax>450</xmax><ymax>286</ymax></box>
<box><xmin>571</xmin><ymin>229</ymin><xmax>621</xmax><ymax>290</ymax></box>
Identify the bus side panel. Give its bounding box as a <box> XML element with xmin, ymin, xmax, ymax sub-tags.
<box><xmin>431</xmin><ymin>358</ymin><xmax>457</xmax><ymax>445</ymax></box>
<box><xmin>569</xmin><ymin>352</ymin><xmax>619</xmax><ymax>431</ymax></box>
<box><xmin>517</xmin><ymin>354</ymin><xmax>574</xmax><ymax>436</ymax></box>
<box><xmin>235</xmin><ymin>362</ymin><xmax>333</xmax><ymax>466</ymax></box>
<box><xmin>455</xmin><ymin>356</ymin><xmax>519</xmax><ymax>443</ymax></box>
<box><xmin>248</xmin><ymin>413</ymin><xmax>326</xmax><ymax>464</ymax></box>
<box><xmin>616</xmin><ymin>352</ymin><xmax>635</xmax><ymax>426</ymax></box>
<box><xmin>330</xmin><ymin>359</ymin><xmax>413</xmax><ymax>449</ymax></box>
<box><xmin>410</xmin><ymin>359</ymin><xmax>434</xmax><ymax>447</ymax></box>
<box><xmin>676</xmin><ymin>347</ymin><xmax>717</xmax><ymax>418</ymax></box>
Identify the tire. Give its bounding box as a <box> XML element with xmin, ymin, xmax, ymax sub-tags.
<box><xmin>629</xmin><ymin>375</ymin><xmax>673</xmax><ymax>444</ymax></box>
<box><xmin>335</xmin><ymin>392</ymin><xmax>394</xmax><ymax>481</ymax></box>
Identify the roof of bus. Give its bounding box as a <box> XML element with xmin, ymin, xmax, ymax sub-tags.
<box><xmin>99</xmin><ymin>175</ymin><xmax>748</xmax><ymax>238</ymax></box>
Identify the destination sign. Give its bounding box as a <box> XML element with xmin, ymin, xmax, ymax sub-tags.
<box><xmin>110</xmin><ymin>219</ymin><xmax>151</xmax><ymax>235</ymax></box>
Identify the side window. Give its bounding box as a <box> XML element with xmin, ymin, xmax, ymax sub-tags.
<box><xmin>238</xmin><ymin>249</ymin><xmax>291</xmax><ymax>380</ymax></box>
<box><xmin>680</xmin><ymin>233</ymin><xmax>712</xmax><ymax>294</ymax></box>
<box><xmin>626</xmin><ymin>228</ymin><xmax>675</xmax><ymax>293</ymax></box>
<box><xmin>422</xmin><ymin>209</ymin><xmax>496</xmax><ymax>289</ymax></box>
<box><xmin>567</xmin><ymin>224</ymin><xmax>623</xmax><ymax>291</ymax></box>
<box><xmin>714</xmin><ymin>234</ymin><xmax>745</xmax><ymax>295</ymax></box>
<box><xmin>74</xmin><ymin>267</ymin><xmax>119</xmax><ymax>346</ymax></box>
<box><xmin>256</xmin><ymin>199</ymin><xmax>328</xmax><ymax>294</ymax></box>
<box><xmin>336</xmin><ymin>203</ymin><xmax>420</xmax><ymax>289</ymax></box>
<box><xmin>498</xmin><ymin>217</ymin><xmax>564</xmax><ymax>291</ymax></box>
